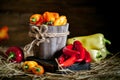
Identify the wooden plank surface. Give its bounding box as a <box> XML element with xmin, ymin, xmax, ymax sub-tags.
<box><xmin>0</xmin><ymin>0</ymin><xmax>119</xmax><ymax>53</ymax></box>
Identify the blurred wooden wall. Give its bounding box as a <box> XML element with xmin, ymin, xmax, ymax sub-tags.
<box><xmin>0</xmin><ymin>0</ymin><xmax>119</xmax><ymax>53</ymax></box>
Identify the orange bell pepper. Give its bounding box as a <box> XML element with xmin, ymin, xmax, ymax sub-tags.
<box><xmin>43</xmin><ymin>11</ymin><xmax>60</xmax><ymax>25</ymax></box>
<box><xmin>43</xmin><ymin>11</ymin><xmax>55</xmax><ymax>22</ymax></box>
<box><xmin>52</xmin><ymin>12</ymin><xmax>59</xmax><ymax>20</ymax></box>
<box><xmin>32</xmin><ymin>65</ymin><xmax>44</xmax><ymax>75</ymax></box>
<box><xmin>0</xmin><ymin>26</ymin><xmax>9</xmax><ymax>41</ymax></box>
<box><xmin>30</xmin><ymin>14</ymin><xmax>44</xmax><ymax>25</ymax></box>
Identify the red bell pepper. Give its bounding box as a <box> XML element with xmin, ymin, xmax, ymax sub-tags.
<box><xmin>58</xmin><ymin>54</ymin><xmax>66</xmax><ymax>64</ymax></box>
<box><xmin>72</xmin><ymin>40</ymin><xmax>91</xmax><ymax>63</ymax></box>
<box><xmin>62</xmin><ymin>41</ymin><xmax>86</xmax><ymax>63</ymax></box>
<box><xmin>72</xmin><ymin>40</ymin><xmax>86</xmax><ymax>62</ymax></box>
<box><xmin>60</xmin><ymin>55</ymin><xmax>76</xmax><ymax>67</ymax></box>
<box><xmin>63</xmin><ymin>44</ymin><xmax>80</xmax><ymax>57</ymax></box>
<box><xmin>5</xmin><ymin>46</ymin><xmax>24</xmax><ymax>63</ymax></box>
<box><xmin>58</xmin><ymin>40</ymin><xmax>91</xmax><ymax>67</ymax></box>
<box><xmin>84</xmin><ymin>50</ymin><xmax>91</xmax><ymax>63</ymax></box>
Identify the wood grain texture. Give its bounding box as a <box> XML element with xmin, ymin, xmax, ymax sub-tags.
<box><xmin>1</xmin><ymin>0</ymin><xmax>118</xmax><ymax>53</ymax></box>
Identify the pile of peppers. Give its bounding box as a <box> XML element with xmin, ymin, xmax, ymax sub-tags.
<box><xmin>67</xmin><ymin>33</ymin><xmax>111</xmax><ymax>63</ymax></box>
<box><xmin>29</xmin><ymin>11</ymin><xmax>67</xmax><ymax>26</ymax></box>
<box><xmin>58</xmin><ymin>40</ymin><xmax>91</xmax><ymax>67</ymax></box>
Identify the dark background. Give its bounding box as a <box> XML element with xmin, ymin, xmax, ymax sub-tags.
<box><xmin>0</xmin><ymin>0</ymin><xmax>119</xmax><ymax>53</ymax></box>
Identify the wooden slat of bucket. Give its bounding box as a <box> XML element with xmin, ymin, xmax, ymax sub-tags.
<box><xmin>47</xmin><ymin>26</ymin><xmax>57</xmax><ymax>59</ymax></box>
<box><xmin>56</xmin><ymin>24</ymin><xmax>69</xmax><ymax>50</ymax></box>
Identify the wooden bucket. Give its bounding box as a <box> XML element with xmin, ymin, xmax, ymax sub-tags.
<box><xmin>32</xmin><ymin>23</ymin><xmax>69</xmax><ymax>59</ymax></box>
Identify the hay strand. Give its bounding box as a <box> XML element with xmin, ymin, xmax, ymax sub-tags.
<box><xmin>0</xmin><ymin>47</ymin><xmax>120</xmax><ymax>80</ymax></box>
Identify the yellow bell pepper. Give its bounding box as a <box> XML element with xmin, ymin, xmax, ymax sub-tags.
<box><xmin>22</xmin><ymin>61</ymin><xmax>38</xmax><ymax>72</ymax></box>
<box><xmin>54</xmin><ymin>15</ymin><xmax>67</xmax><ymax>26</ymax></box>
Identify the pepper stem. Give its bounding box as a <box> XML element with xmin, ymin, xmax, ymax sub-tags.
<box><xmin>9</xmin><ymin>52</ymin><xmax>15</xmax><ymax>58</ymax></box>
<box><xmin>7</xmin><ymin>52</ymin><xmax>15</xmax><ymax>62</ymax></box>
<box><xmin>104</xmin><ymin>38</ymin><xmax>111</xmax><ymax>45</ymax></box>
<box><xmin>36</xmin><ymin>67</ymin><xmax>41</xmax><ymax>72</ymax></box>
<box><xmin>32</xmin><ymin>18</ymin><xmax>36</xmax><ymax>22</ymax></box>
<box><xmin>24</xmin><ymin>65</ymin><xmax>29</xmax><ymax>70</ymax></box>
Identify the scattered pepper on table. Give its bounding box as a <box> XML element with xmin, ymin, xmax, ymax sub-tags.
<box><xmin>67</xmin><ymin>33</ymin><xmax>111</xmax><ymax>63</ymax></box>
<box><xmin>32</xmin><ymin>65</ymin><xmax>44</xmax><ymax>75</ymax></box>
<box><xmin>58</xmin><ymin>40</ymin><xmax>91</xmax><ymax>67</ymax></box>
<box><xmin>22</xmin><ymin>61</ymin><xmax>38</xmax><ymax>72</ymax></box>
<box><xmin>5</xmin><ymin>46</ymin><xmax>24</xmax><ymax>63</ymax></box>
<box><xmin>22</xmin><ymin>60</ymin><xmax>45</xmax><ymax>75</ymax></box>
